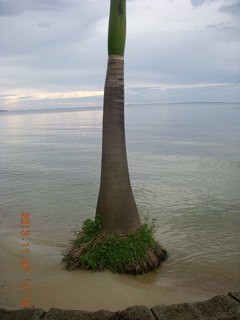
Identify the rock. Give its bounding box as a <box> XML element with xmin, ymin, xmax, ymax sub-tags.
<box><xmin>120</xmin><ymin>305</ymin><xmax>155</xmax><ymax>320</ymax></box>
<box><xmin>151</xmin><ymin>302</ymin><xmax>200</xmax><ymax>320</ymax></box>
<box><xmin>0</xmin><ymin>308</ymin><xmax>45</xmax><ymax>320</ymax></box>
<box><xmin>30</xmin><ymin>308</ymin><xmax>46</xmax><ymax>320</ymax></box>
<box><xmin>42</xmin><ymin>308</ymin><xmax>114</xmax><ymax>320</ymax></box>
<box><xmin>152</xmin><ymin>294</ymin><xmax>240</xmax><ymax>320</ymax></box>
<box><xmin>218</xmin><ymin>315</ymin><xmax>240</xmax><ymax>320</ymax></box>
<box><xmin>229</xmin><ymin>292</ymin><xmax>240</xmax><ymax>304</ymax></box>
<box><xmin>194</xmin><ymin>295</ymin><xmax>240</xmax><ymax>319</ymax></box>
<box><xmin>1</xmin><ymin>292</ymin><xmax>239</xmax><ymax>320</ymax></box>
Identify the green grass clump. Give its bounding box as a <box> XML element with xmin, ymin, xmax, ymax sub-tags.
<box><xmin>63</xmin><ymin>215</ymin><xmax>167</xmax><ymax>275</ymax></box>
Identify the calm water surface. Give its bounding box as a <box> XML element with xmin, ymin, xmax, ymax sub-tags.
<box><xmin>0</xmin><ymin>103</ymin><xmax>240</xmax><ymax>295</ymax></box>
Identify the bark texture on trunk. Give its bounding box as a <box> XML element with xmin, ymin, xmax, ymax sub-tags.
<box><xmin>96</xmin><ymin>55</ymin><xmax>141</xmax><ymax>234</ymax></box>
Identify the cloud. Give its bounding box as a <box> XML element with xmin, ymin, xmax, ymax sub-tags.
<box><xmin>126</xmin><ymin>83</ymin><xmax>240</xmax><ymax>104</ymax></box>
<box><xmin>1</xmin><ymin>90</ymin><xmax>104</xmax><ymax>110</ymax></box>
<box><xmin>190</xmin><ymin>0</ymin><xmax>240</xmax><ymax>14</ymax></box>
<box><xmin>5</xmin><ymin>90</ymin><xmax>103</xmax><ymax>102</ymax></box>
<box><xmin>219</xmin><ymin>1</ymin><xmax>240</xmax><ymax>15</ymax></box>
<box><xmin>0</xmin><ymin>0</ymin><xmax>239</xmax><ymax>110</ymax></box>
<box><xmin>191</xmin><ymin>0</ymin><xmax>218</xmax><ymax>7</ymax></box>
<box><xmin>126</xmin><ymin>0</ymin><xmax>240</xmax><ymax>85</ymax></box>
<box><xmin>0</xmin><ymin>0</ymin><xmax>80</xmax><ymax>16</ymax></box>
<box><xmin>0</xmin><ymin>0</ymin><xmax>108</xmax><ymax>93</ymax></box>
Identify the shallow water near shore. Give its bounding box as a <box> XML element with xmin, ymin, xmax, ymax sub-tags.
<box><xmin>0</xmin><ymin>103</ymin><xmax>240</xmax><ymax>310</ymax></box>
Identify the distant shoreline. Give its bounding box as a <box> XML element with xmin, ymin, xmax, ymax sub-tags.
<box><xmin>2</xmin><ymin>101</ymin><xmax>240</xmax><ymax>114</ymax></box>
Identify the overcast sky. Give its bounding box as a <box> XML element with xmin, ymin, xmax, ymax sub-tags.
<box><xmin>0</xmin><ymin>0</ymin><xmax>240</xmax><ymax>110</ymax></box>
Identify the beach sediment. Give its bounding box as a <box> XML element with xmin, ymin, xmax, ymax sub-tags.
<box><xmin>1</xmin><ymin>233</ymin><xmax>240</xmax><ymax>318</ymax></box>
<box><xmin>0</xmin><ymin>291</ymin><xmax>240</xmax><ymax>319</ymax></box>
<box><xmin>1</xmin><ymin>233</ymin><xmax>221</xmax><ymax>312</ymax></box>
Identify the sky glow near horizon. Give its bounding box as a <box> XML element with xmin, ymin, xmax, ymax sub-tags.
<box><xmin>0</xmin><ymin>0</ymin><xmax>240</xmax><ymax>110</ymax></box>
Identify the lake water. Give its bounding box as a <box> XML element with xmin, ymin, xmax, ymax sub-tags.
<box><xmin>1</xmin><ymin>103</ymin><xmax>240</xmax><ymax>296</ymax></box>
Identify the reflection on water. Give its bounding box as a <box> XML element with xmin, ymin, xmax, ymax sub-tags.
<box><xmin>0</xmin><ymin>104</ymin><xmax>240</xmax><ymax>295</ymax></box>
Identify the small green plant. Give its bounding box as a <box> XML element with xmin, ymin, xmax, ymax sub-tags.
<box><xmin>63</xmin><ymin>215</ymin><xmax>167</xmax><ymax>275</ymax></box>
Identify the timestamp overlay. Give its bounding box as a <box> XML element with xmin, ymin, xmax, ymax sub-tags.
<box><xmin>20</xmin><ymin>212</ymin><xmax>33</xmax><ymax>309</ymax></box>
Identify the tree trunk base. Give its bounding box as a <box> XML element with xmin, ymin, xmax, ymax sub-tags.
<box><xmin>63</xmin><ymin>217</ymin><xmax>167</xmax><ymax>275</ymax></box>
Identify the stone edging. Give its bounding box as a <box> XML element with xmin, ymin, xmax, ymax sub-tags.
<box><xmin>0</xmin><ymin>291</ymin><xmax>239</xmax><ymax>320</ymax></box>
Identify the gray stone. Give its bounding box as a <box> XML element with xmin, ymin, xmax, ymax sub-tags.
<box><xmin>120</xmin><ymin>305</ymin><xmax>155</xmax><ymax>320</ymax></box>
<box><xmin>0</xmin><ymin>308</ymin><xmax>45</xmax><ymax>320</ymax></box>
<box><xmin>1</xmin><ymin>292</ymin><xmax>240</xmax><ymax>320</ymax></box>
<box><xmin>30</xmin><ymin>308</ymin><xmax>46</xmax><ymax>320</ymax></box>
<box><xmin>229</xmin><ymin>292</ymin><xmax>240</xmax><ymax>304</ymax></box>
<box><xmin>218</xmin><ymin>315</ymin><xmax>240</xmax><ymax>320</ymax></box>
<box><xmin>152</xmin><ymin>294</ymin><xmax>240</xmax><ymax>320</ymax></box>
<box><xmin>194</xmin><ymin>295</ymin><xmax>240</xmax><ymax>319</ymax></box>
<box><xmin>151</xmin><ymin>302</ymin><xmax>201</xmax><ymax>320</ymax></box>
<box><xmin>42</xmin><ymin>308</ymin><xmax>114</xmax><ymax>320</ymax></box>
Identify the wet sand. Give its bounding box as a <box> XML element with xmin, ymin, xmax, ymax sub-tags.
<box><xmin>0</xmin><ymin>233</ymin><xmax>216</xmax><ymax>311</ymax></box>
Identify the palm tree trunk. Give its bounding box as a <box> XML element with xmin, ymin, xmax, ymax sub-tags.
<box><xmin>64</xmin><ymin>0</ymin><xmax>166</xmax><ymax>274</ymax></box>
<box><xmin>96</xmin><ymin>0</ymin><xmax>141</xmax><ymax>234</ymax></box>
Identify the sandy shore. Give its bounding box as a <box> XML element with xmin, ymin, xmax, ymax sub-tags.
<box><xmin>0</xmin><ymin>233</ymin><xmax>216</xmax><ymax>312</ymax></box>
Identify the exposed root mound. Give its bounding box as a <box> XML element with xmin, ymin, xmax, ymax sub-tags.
<box><xmin>63</xmin><ymin>216</ymin><xmax>167</xmax><ymax>275</ymax></box>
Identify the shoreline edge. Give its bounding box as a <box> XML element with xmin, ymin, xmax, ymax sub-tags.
<box><xmin>0</xmin><ymin>291</ymin><xmax>239</xmax><ymax>320</ymax></box>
